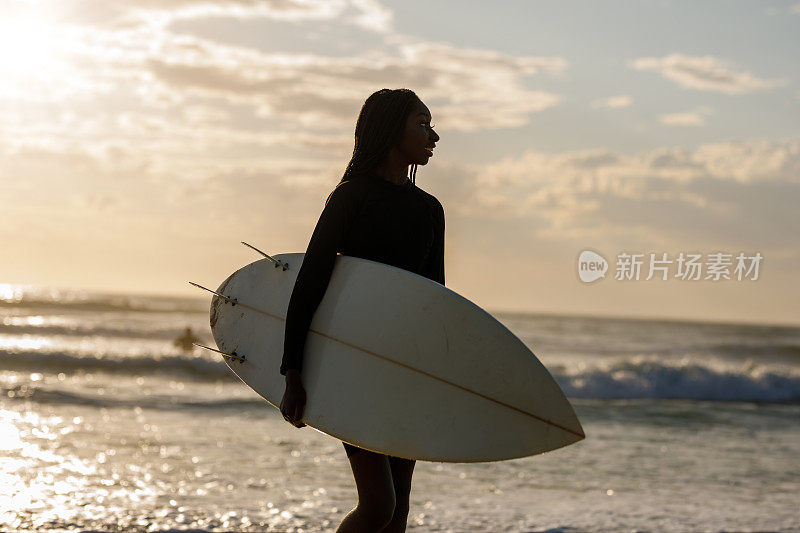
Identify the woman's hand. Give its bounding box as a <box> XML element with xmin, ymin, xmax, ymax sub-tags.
<box><xmin>280</xmin><ymin>370</ymin><xmax>307</xmax><ymax>428</ymax></box>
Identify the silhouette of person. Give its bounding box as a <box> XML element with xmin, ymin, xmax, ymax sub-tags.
<box><xmin>173</xmin><ymin>326</ymin><xmax>200</xmax><ymax>353</ymax></box>
<box><xmin>280</xmin><ymin>88</ymin><xmax>442</xmax><ymax>532</ymax></box>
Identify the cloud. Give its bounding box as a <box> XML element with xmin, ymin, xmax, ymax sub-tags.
<box><xmin>4</xmin><ymin>122</ymin><xmax>798</xmax><ymax>289</ymax></box>
<box><xmin>7</xmin><ymin>2</ymin><xmax>793</xmax><ymax>257</ymax></box>
<box><xmin>139</xmin><ymin>37</ymin><xmax>566</xmax><ymax>131</ymax></box>
<box><xmin>629</xmin><ymin>54</ymin><xmax>784</xmax><ymax>94</ymax></box>
<box><xmin>659</xmin><ymin>106</ymin><xmax>714</xmax><ymax>127</ymax></box>
<box><xmin>591</xmin><ymin>95</ymin><xmax>633</xmax><ymax>109</ymax></box>
<box><xmin>52</xmin><ymin>0</ymin><xmax>355</xmax><ymax>30</ymax></box>
<box><xmin>0</xmin><ymin>0</ymin><xmax>569</xmax><ymax>170</ymax></box>
<box><xmin>436</xmin><ymin>139</ymin><xmax>800</xmax><ymax>251</ymax></box>
<box><xmin>792</xmin><ymin>2</ymin><xmax>800</xmax><ymax>14</ymax></box>
<box><xmin>0</xmin><ymin>0</ymin><xmax>569</xmax><ymax>133</ymax></box>
<box><xmin>349</xmin><ymin>0</ymin><xmax>393</xmax><ymax>32</ymax></box>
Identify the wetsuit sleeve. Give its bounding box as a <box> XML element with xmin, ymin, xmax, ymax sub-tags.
<box><xmin>423</xmin><ymin>199</ymin><xmax>445</xmax><ymax>285</ymax></box>
<box><xmin>280</xmin><ymin>181</ymin><xmax>363</xmax><ymax>375</ymax></box>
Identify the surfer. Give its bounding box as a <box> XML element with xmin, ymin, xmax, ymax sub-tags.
<box><xmin>173</xmin><ymin>326</ymin><xmax>200</xmax><ymax>354</ymax></box>
<box><xmin>279</xmin><ymin>88</ymin><xmax>442</xmax><ymax>532</ymax></box>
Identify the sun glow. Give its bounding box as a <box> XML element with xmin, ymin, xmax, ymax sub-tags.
<box><xmin>0</xmin><ymin>9</ymin><xmax>60</xmax><ymax>77</ymax></box>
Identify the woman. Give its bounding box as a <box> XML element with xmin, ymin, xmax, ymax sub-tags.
<box><xmin>278</xmin><ymin>88</ymin><xmax>442</xmax><ymax>532</ymax></box>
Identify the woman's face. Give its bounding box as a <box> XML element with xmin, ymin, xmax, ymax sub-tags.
<box><xmin>395</xmin><ymin>100</ymin><xmax>439</xmax><ymax>165</ymax></box>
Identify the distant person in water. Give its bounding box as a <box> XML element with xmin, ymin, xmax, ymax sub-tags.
<box><xmin>173</xmin><ymin>327</ymin><xmax>200</xmax><ymax>353</ymax></box>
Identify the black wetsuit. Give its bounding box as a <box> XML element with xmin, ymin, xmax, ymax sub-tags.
<box><xmin>280</xmin><ymin>170</ymin><xmax>445</xmax><ymax>458</ymax></box>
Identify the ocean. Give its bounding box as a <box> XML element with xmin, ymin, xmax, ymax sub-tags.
<box><xmin>1</xmin><ymin>283</ymin><xmax>798</xmax><ymax>532</ymax></box>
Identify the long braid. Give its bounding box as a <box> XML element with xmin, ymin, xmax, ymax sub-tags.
<box><xmin>341</xmin><ymin>89</ymin><xmax>421</xmax><ymax>184</ymax></box>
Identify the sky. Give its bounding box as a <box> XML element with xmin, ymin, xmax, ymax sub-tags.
<box><xmin>1</xmin><ymin>0</ymin><xmax>798</xmax><ymax>326</ymax></box>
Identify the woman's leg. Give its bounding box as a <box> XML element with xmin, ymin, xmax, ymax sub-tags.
<box><xmin>381</xmin><ymin>455</ymin><xmax>416</xmax><ymax>532</ymax></box>
<box><xmin>336</xmin><ymin>447</ymin><xmax>396</xmax><ymax>532</ymax></box>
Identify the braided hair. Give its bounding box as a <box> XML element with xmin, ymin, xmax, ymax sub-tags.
<box><xmin>340</xmin><ymin>88</ymin><xmax>421</xmax><ymax>185</ymax></box>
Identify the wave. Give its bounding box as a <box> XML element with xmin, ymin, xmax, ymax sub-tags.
<box><xmin>0</xmin><ymin>287</ymin><xmax>208</xmax><ymax>314</ymax></box>
<box><xmin>553</xmin><ymin>358</ymin><xmax>800</xmax><ymax>403</ymax></box>
<box><xmin>697</xmin><ymin>341</ymin><xmax>800</xmax><ymax>361</ymax></box>
<box><xmin>2</xmin><ymin>383</ymin><xmax>264</xmax><ymax>411</ymax></box>
<box><xmin>0</xmin><ymin>349</ymin><xmax>232</xmax><ymax>380</ymax></box>
<box><xmin>0</xmin><ymin>322</ymin><xmax>213</xmax><ymax>342</ymax></box>
<box><xmin>3</xmin><ymin>348</ymin><xmax>799</xmax><ymax>404</ymax></box>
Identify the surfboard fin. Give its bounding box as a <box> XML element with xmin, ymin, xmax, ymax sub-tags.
<box><xmin>189</xmin><ymin>281</ymin><xmax>239</xmax><ymax>306</ymax></box>
<box><xmin>241</xmin><ymin>241</ymin><xmax>289</xmax><ymax>270</ymax></box>
<box><xmin>193</xmin><ymin>342</ymin><xmax>247</xmax><ymax>363</ymax></box>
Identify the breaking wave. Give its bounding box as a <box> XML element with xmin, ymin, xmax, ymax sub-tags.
<box><xmin>553</xmin><ymin>357</ymin><xmax>800</xmax><ymax>403</ymax></box>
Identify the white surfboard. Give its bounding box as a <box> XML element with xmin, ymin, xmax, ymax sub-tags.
<box><xmin>204</xmin><ymin>252</ymin><xmax>584</xmax><ymax>462</ymax></box>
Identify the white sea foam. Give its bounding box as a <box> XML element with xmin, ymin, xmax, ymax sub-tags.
<box><xmin>554</xmin><ymin>356</ymin><xmax>800</xmax><ymax>403</ymax></box>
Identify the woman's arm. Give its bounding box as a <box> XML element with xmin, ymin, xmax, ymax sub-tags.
<box><xmin>280</xmin><ymin>180</ymin><xmax>364</xmax><ymax>376</ymax></box>
<box><xmin>423</xmin><ymin>199</ymin><xmax>445</xmax><ymax>286</ymax></box>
